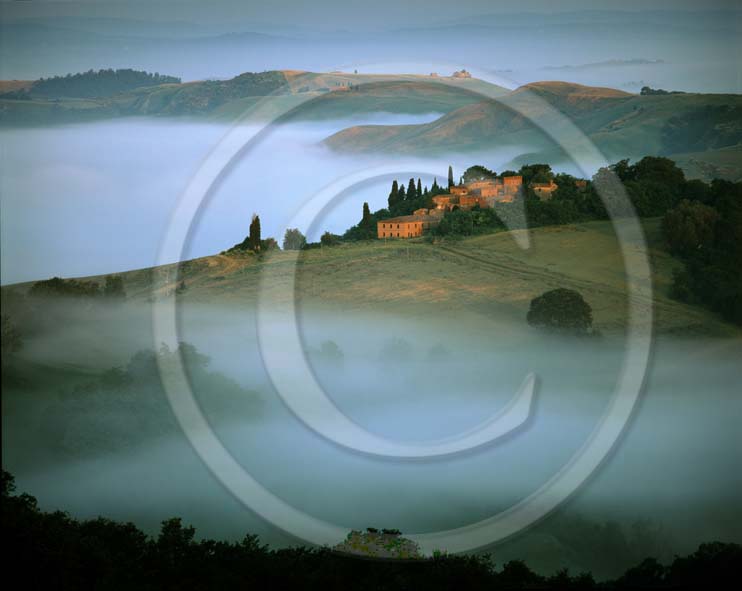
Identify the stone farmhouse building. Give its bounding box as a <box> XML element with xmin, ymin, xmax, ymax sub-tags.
<box><xmin>377</xmin><ymin>213</ymin><xmax>442</xmax><ymax>239</ymax></box>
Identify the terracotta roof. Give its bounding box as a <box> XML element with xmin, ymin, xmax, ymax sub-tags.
<box><xmin>378</xmin><ymin>214</ymin><xmax>438</xmax><ymax>223</ymax></box>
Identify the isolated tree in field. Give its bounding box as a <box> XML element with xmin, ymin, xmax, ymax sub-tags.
<box><xmin>103</xmin><ymin>275</ymin><xmax>126</xmax><ymax>299</ymax></box>
<box><xmin>283</xmin><ymin>228</ymin><xmax>306</xmax><ymax>250</ymax></box>
<box><xmin>448</xmin><ymin>165</ymin><xmax>454</xmax><ymax>188</ymax></box>
<box><xmin>249</xmin><ymin>214</ymin><xmax>261</xmax><ymax>251</ymax></box>
<box><xmin>527</xmin><ymin>288</ymin><xmax>593</xmax><ymax>335</ymax></box>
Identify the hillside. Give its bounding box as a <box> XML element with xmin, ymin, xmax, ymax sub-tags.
<box><xmin>0</xmin><ymin>71</ymin><xmax>507</xmax><ymax>126</ymax></box>
<box><xmin>8</xmin><ymin>219</ymin><xmax>738</xmax><ymax>338</ymax></box>
<box><xmin>324</xmin><ymin>82</ymin><xmax>742</xmax><ymax>180</ymax></box>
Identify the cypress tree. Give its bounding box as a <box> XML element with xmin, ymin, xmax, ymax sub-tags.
<box><xmin>448</xmin><ymin>165</ymin><xmax>454</xmax><ymax>188</ymax></box>
<box><xmin>362</xmin><ymin>202</ymin><xmax>371</xmax><ymax>227</ymax></box>
<box><xmin>249</xmin><ymin>214</ymin><xmax>261</xmax><ymax>251</ymax></box>
<box><xmin>407</xmin><ymin>178</ymin><xmax>416</xmax><ymax>201</ymax></box>
<box><xmin>398</xmin><ymin>185</ymin><xmax>406</xmax><ymax>201</ymax></box>
<box><xmin>388</xmin><ymin>180</ymin><xmax>399</xmax><ymax>209</ymax></box>
<box><xmin>417</xmin><ymin>178</ymin><xmax>422</xmax><ymax>198</ymax></box>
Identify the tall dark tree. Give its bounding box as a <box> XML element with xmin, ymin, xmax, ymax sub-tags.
<box><xmin>388</xmin><ymin>180</ymin><xmax>400</xmax><ymax>209</ymax></box>
<box><xmin>398</xmin><ymin>185</ymin><xmax>406</xmax><ymax>201</ymax></box>
<box><xmin>417</xmin><ymin>178</ymin><xmax>422</xmax><ymax>198</ymax></box>
<box><xmin>448</xmin><ymin>165</ymin><xmax>454</xmax><ymax>188</ymax></box>
<box><xmin>249</xmin><ymin>214</ymin><xmax>261</xmax><ymax>251</ymax></box>
<box><xmin>361</xmin><ymin>202</ymin><xmax>372</xmax><ymax>228</ymax></box>
<box><xmin>407</xmin><ymin>178</ymin><xmax>416</xmax><ymax>201</ymax></box>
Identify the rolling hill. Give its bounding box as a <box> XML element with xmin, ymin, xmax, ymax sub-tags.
<box><xmin>5</xmin><ymin>218</ymin><xmax>738</xmax><ymax>338</ymax></box>
<box><xmin>324</xmin><ymin>81</ymin><xmax>742</xmax><ymax>180</ymax></box>
<box><xmin>0</xmin><ymin>70</ymin><xmax>508</xmax><ymax>126</ymax></box>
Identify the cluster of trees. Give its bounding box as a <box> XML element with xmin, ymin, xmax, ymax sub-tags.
<box><xmin>161</xmin><ymin>71</ymin><xmax>290</xmax><ymax>114</ymax></box>
<box><xmin>3</xmin><ymin>471</ymin><xmax>740</xmax><ymax>589</ymax></box>
<box><xmin>24</xmin><ymin>69</ymin><xmax>181</xmax><ymax>99</ymax></box>
<box><xmin>662</xmin><ymin>180</ymin><xmax>742</xmax><ymax>324</ymax></box>
<box><xmin>28</xmin><ymin>275</ymin><xmax>126</xmax><ymax>300</ymax></box>
<box><xmin>229</xmin><ymin>214</ymin><xmax>279</xmax><ymax>253</ymax></box>
<box><xmin>343</xmin><ymin>172</ymin><xmax>454</xmax><ymax>240</ymax></box>
<box><xmin>429</xmin><ymin>157</ymin><xmax>735</xmax><ymax>239</ymax></box>
<box><xmin>640</xmin><ymin>86</ymin><xmax>686</xmax><ymax>96</ymax></box>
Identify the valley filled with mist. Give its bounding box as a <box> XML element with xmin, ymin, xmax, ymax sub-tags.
<box><xmin>2</xmin><ymin>293</ymin><xmax>741</xmax><ymax>579</ymax></box>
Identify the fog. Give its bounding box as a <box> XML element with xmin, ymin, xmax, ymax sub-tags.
<box><xmin>2</xmin><ymin>298</ymin><xmax>741</xmax><ymax>578</ymax></box>
<box><xmin>1</xmin><ymin>116</ymin><xmax>548</xmax><ymax>285</ymax></box>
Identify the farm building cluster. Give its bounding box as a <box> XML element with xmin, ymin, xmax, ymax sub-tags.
<box><xmin>377</xmin><ymin>175</ymin><xmax>563</xmax><ymax>239</ymax></box>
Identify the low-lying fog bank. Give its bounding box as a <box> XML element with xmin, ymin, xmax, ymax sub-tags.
<box><xmin>0</xmin><ymin>116</ymin><xmax>575</xmax><ymax>285</ymax></box>
<box><xmin>2</xmin><ymin>299</ymin><xmax>740</xmax><ymax>578</ymax></box>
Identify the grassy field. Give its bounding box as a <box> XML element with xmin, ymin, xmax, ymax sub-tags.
<box><xmin>33</xmin><ymin>218</ymin><xmax>735</xmax><ymax>338</ymax></box>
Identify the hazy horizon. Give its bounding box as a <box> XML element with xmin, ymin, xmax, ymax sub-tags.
<box><xmin>1</xmin><ymin>4</ymin><xmax>740</xmax><ymax>92</ymax></box>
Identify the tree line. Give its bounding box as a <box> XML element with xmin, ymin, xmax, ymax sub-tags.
<box><xmin>3</xmin><ymin>471</ymin><xmax>739</xmax><ymax>590</ymax></box>
<box><xmin>3</xmin><ymin>69</ymin><xmax>181</xmax><ymax>100</ymax></box>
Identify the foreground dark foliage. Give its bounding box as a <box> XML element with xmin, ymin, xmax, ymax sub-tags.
<box><xmin>2</xmin><ymin>471</ymin><xmax>739</xmax><ymax>590</ymax></box>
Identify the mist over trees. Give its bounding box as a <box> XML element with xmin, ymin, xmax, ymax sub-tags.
<box><xmin>0</xmin><ymin>315</ymin><xmax>23</xmax><ymax>368</ymax></box>
<box><xmin>38</xmin><ymin>343</ymin><xmax>261</xmax><ymax>458</ymax></box>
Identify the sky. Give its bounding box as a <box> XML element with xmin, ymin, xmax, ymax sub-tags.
<box><xmin>2</xmin><ymin>0</ymin><xmax>741</xmax><ymax>31</ymax></box>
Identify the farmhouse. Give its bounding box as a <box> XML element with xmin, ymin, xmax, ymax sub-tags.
<box><xmin>377</xmin><ymin>214</ymin><xmax>441</xmax><ymax>239</ymax></box>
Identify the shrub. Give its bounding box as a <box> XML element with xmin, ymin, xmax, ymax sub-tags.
<box><xmin>527</xmin><ymin>288</ymin><xmax>593</xmax><ymax>335</ymax></box>
<box><xmin>283</xmin><ymin>228</ymin><xmax>307</xmax><ymax>250</ymax></box>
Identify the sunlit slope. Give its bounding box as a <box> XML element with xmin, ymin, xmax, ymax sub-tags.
<box><xmin>324</xmin><ymin>82</ymin><xmax>742</xmax><ymax>178</ymax></box>
<box><xmin>75</xmin><ymin>219</ymin><xmax>739</xmax><ymax>337</ymax></box>
<box><xmin>0</xmin><ymin>71</ymin><xmax>508</xmax><ymax>125</ymax></box>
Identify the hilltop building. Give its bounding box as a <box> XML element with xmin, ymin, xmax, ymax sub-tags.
<box><xmin>432</xmin><ymin>175</ymin><xmax>525</xmax><ymax>211</ymax></box>
<box><xmin>376</xmin><ymin>173</ymin><xmax>571</xmax><ymax>239</ymax></box>
<box><xmin>530</xmin><ymin>179</ymin><xmax>558</xmax><ymax>200</ymax></box>
<box><xmin>377</xmin><ymin>213</ymin><xmax>441</xmax><ymax>239</ymax></box>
